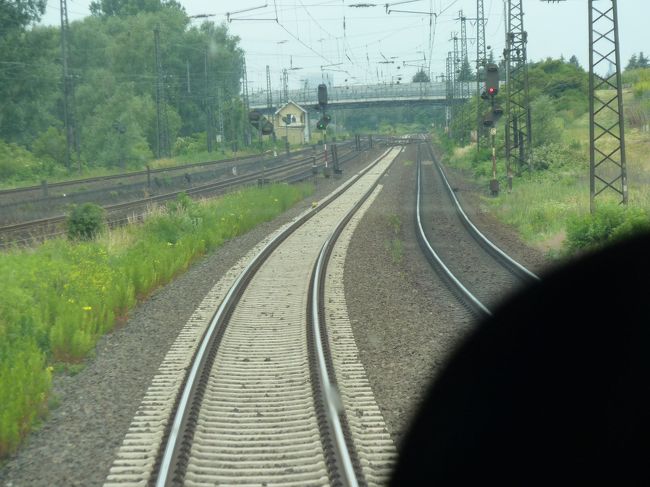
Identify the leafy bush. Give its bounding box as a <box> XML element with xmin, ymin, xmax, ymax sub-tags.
<box><xmin>66</xmin><ymin>203</ymin><xmax>106</xmax><ymax>240</ymax></box>
<box><xmin>565</xmin><ymin>204</ymin><xmax>650</xmax><ymax>254</ymax></box>
<box><xmin>528</xmin><ymin>143</ymin><xmax>584</xmax><ymax>171</ymax></box>
<box><xmin>0</xmin><ymin>140</ymin><xmax>41</xmax><ymax>181</ymax></box>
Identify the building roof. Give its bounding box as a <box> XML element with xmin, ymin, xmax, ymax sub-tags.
<box><xmin>274</xmin><ymin>100</ymin><xmax>308</xmax><ymax>116</ymax></box>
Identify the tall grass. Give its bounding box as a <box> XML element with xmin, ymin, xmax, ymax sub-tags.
<box><xmin>0</xmin><ymin>183</ymin><xmax>312</xmax><ymax>457</ymax></box>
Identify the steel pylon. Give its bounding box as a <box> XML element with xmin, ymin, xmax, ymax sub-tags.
<box><xmin>504</xmin><ymin>0</ymin><xmax>531</xmax><ymax>173</ymax></box>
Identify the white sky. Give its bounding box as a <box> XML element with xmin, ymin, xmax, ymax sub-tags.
<box><xmin>41</xmin><ymin>0</ymin><xmax>648</xmax><ymax>92</ymax></box>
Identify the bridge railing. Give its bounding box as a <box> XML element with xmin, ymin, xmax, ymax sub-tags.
<box><xmin>248</xmin><ymin>81</ymin><xmax>472</xmax><ymax>109</ymax></box>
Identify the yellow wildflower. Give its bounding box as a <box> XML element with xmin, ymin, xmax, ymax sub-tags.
<box><xmin>83</xmin><ymin>306</ymin><xmax>92</xmax><ymax>311</ymax></box>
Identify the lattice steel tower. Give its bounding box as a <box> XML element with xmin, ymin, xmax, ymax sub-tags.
<box><xmin>541</xmin><ymin>0</ymin><xmax>628</xmax><ymax>211</ymax></box>
<box><xmin>459</xmin><ymin>11</ymin><xmax>470</xmax><ymax>144</ymax></box>
<box><xmin>476</xmin><ymin>0</ymin><xmax>487</xmax><ymax>151</ymax></box>
<box><xmin>266</xmin><ymin>65</ymin><xmax>273</xmax><ymax>112</ymax></box>
<box><xmin>588</xmin><ymin>0</ymin><xmax>628</xmax><ymax>210</ymax></box>
<box><xmin>450</xmin><ymin>33</ymin><xmax>462</xmax><ymax>141</ymax></box>
<box><xmin>242</xmin><ymin>57</ymin><xmax>251</xmax><ymax>146</ymax></box>
<box><xmin>504</xmin><ymin>0</ymin><xmax>531</xmax><ymax>172</ymax></box>
<box><xmin>446</xmin><ymin>52</ymin><xmax>453</xmax><ymax>137</ymax></box>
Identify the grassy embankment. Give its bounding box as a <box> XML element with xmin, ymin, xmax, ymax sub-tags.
<box><xmin>0</xmin><ymin>183</ymin><xmax>313</xmax><ymax>458</ymax></box>
<box><xmin>441</xmin><ymin>63</ymin><xmax>650</xmax><ymax>257</ymax></box>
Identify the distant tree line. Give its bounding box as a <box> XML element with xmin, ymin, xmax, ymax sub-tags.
<box><xmin>0</xmin><ymin>0</ymin><xmax>246</xmax><ymax>180</ymax></box>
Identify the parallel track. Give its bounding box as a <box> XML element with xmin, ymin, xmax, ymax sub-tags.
<box><xmin>105</xmin><ymin>146</ymin><xmax>401</xmax><ymax>487</ymax></box>
<box><xmin>0</xmin><ymin>144</ymin><xmax>368</xmax><ymax>247</ymax></box>
<box><xmin>415</xmin><ymin>139</ymin><xmax>539</xmax><ymax>317</ymax></box>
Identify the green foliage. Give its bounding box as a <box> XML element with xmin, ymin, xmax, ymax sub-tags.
<box><xmin>0</xmin><ymin>8</ymin><xmax>245</xmax><ymax>180</ymax></box>
<box><xmin>0</xmin><ymin>182</ymin><xmax>312</xmax><ymax>457</ymax></box>
<box><xmin>0</xmin><ymin>0</ymin><xmax>46</xmax><ymax>32</ymax></box>
<box><xmin>625</xmin><ymin>52</ymin><xmax>649</xmax><ymax>71</ymax></box>
<box><xmin>530</xmin><ymin>95</ymin><xmax>563</xmax><ymax>147</ymax></box>
<box><xmin>528</xmin><ymin>143</ymin><xmax>585</xmax><ymax>172</ymax></box>
<box><xmin>89</xmin><ymin>0</ymin><xmax>184</xmax><ymax>17</ymax></box>
<box><xmin>412</xmin><ymin>70</ymin><xmax>430</xmax><ymax>83</ymax></box>
<box><xmin>32</xmin><ymin>127</ymin><xmax>67</xmax><ymax>169</ymax></box>
<box><xmin>66</xmin><ymin>203</ymin><xmax>107</xmax><ymax>240</ymax></box>
<box><xmin>528</xmin><ymin>58</ymin><xmax>588</xmax><ymax>119</ymax></box>
<box><xmin>565</xmin><ymin>204</ymin><xmax>650</xmax><ymax>254</ymax></box>
<box><xmin>0</xmin><ymin>139</ymin><xmax>42</xmax><ymax>181</ymax></box>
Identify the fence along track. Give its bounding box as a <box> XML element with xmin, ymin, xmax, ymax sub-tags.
<box><xmin>105</xmin><ymin>147</ymin><xmax>400</xmax><ymax>487</ymax></box>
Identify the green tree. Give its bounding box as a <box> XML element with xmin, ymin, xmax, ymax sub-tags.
<box><xmin>530</xmin><ymin>95</ymin><xmax>562</xmax><ymax>147</ymax></box>
<box><xmin>569</xmin><ymin>55</ymin><xmax>581</xmax><ymax>70</ymax></box>
<box><xmin>412</xmin><ymin>69</ymin><xmax>430</xmax><ymax>83</ymax></box>
<box><xmin>82</xmin><ymin>89</ymin><xmax>157</xmax><ymax>167</ymax></box>
<box><xmin>32</xmin><ymin>127</ymin><xmax>67</xmax><ymax>169</ymax></box>
<box><xmin>457</xmin><ymin>57</ymin><xmax>474</xmax><ymax>82</ymax></box>
<box><xmin>638</xmin><ymin>52</ymin><xmax>649</xmax><ymax>69</ymax></box>
<box><xmin>626</xmin><ymin>53</ymin><xmax>639</xmax><ymax>71</ymax></box>
<box><xmin>89</xmin><ymin>0</ymin><xmax>184</xmax><ymax>17</ymax></box>
<box><xmin>0</xmin><ymin>0</ymin><xmax>46</xmax><ymax>32</ymax></box>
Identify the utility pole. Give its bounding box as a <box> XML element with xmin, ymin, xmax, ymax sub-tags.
<box><xmin>242</xmin><ymin>57</ymin><xmax>251</xmax><ymax>146</ymax></box>
<box><xmin>60</xmin><ymin>0</ymin><xmax>79</xmax><ymax>170</ymax></box>
<box><xmin>459</xmin><ymin>11</ymin><xmax>470</xmax><ymax>145</ymax></box>
<box><xmin>541</xmin><ymin>0</ymin><xmax>627</xmax><ymax>212</ymax></box>
<box><xmin>217</xmin><ymin>86</ymin><xmax>225</xmax><ymax>152</ymax></box>
<box><xmin>504</xmin><ymin>0</ymin><xmax>532</xmax><ymax>174</ymax></box>
<box><xmin>154</xmin><ymin>26</ymin><xmax>170</xmax><ymax>158</ymax></box>
<box><xmin>204</xmin><ymin>46</ymin><xmax>214</xmax><ymax>153</ymax></box>
<box><xmin>476</xmin><ymin>0</ymin><xmax>487</xmax><ymax>152</ymax></box>
<box><xmin>266</xmin><ymin>65</ymin><xmax>275</xmax><ymax>153</ymax></box>
<box><xmin>266</xmin><ymin>65</ymin><xmax>273</xmax><ymax>113</ymax></box>
<box><xmin>282</xmin><ymin>68</ymin><xmax>289</xmax><ymax>104</ymax></box>
<box><xmin>451</xmin><ymin>33</ymin><xmax>461</xmax><ymax>142</ymax></box>
<box><xmin>446</xmin><ymin>52</ymin><xmax>453</xmax><ymax>137</ymax></box>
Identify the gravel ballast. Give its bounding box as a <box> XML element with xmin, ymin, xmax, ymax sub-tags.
<box><xmin>343</xmin><ymin>142</ymin><xmax>550</xmax><ymax>448</ymax></box>
<box><xmin>0</xmin><ymin>142</ymin><xmax>551</xmax><ymax>485</ymax></box>
<box><xmin>0</xmin><ymin>148</ymin><xmax>380</xmax><ymax>487</ymax></box>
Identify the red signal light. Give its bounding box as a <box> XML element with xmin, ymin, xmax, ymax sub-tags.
<box><xmin>488</xmin><ymin>87</ymin><xmax>496</xmax><ymax>95</ymax></box>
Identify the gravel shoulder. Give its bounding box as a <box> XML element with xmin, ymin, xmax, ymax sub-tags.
<box><xmin>0</xmin><ymin>149</ymin><xmax>378</xmax><ymax>487</ymax></box>
<box><xmin>0</xmin><ymin>141</ymin><xmax>555</xmax><ymax>485</ymax></box>
<box><xmin>344</xmin><ymin>142</ymin><xmax>553</xmax><ymax>449</ymax></box>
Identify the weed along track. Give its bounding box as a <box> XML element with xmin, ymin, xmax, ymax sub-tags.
<box><xmin>416</xmin><ymin>139</ymin><xmax>540</xmax><ymax>316</ymax></box>
<box><xmin>104</xmin><ymin>147</ymin><xmax>401</xmax><ymax>486</ymax></box>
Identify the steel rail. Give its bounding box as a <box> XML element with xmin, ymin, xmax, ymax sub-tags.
<box><xmin>416</xmin><ymin>144</ymin><xmax>492</xmax><ymax>318</ymax></box>
<box><xmin>308</xmin><ymin>147</ymin><xmax>398</xmax><ymax>486</ymax></box>
<box><xmin>426</xmin><ymin>143</ymin><xmax>540</xmax><ymax>282</ymax></box>
<box><xmin>153</xmin><ymin>147</ymin><xmax>395</xmax><ymax>487</ymax></box>
<box><xmin>0</xmin><ymin>146</ymin><xmax>365</xmax><ymax>246</ymax></box>
<box><xmin>0</xmin><ymin>142</ymin><xmax>357</xmax><ymax>197</ymax></box>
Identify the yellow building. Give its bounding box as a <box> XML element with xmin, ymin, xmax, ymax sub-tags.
<box><xmin>273</xmin><ymin>101</ymin><xmax>310</xmax><ymax>145</ymax></box>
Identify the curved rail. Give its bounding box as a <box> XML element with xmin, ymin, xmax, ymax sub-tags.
<box><xmin>415</xmin><ymin>139</ymin><xmax>541</xmax><ymax>317</ymax></box>
<box><xmin>415</xmin><ymin>146</ymin><xmax>492</xmax><ymax>318</ymax></box>
<box><xmin>153</xmin><ymin>147</ymin><xmax>397</xmax><ymax>486</ymax></box>
<box><xmin>425</xmin><ymin>143</ymin><xmax>540</xmax><ymax>283</ymax></box>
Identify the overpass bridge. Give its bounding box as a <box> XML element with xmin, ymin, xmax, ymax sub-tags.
<box><xmin>248</xmin><ymin>81</ymin><xmax>472</xmax><ymax>113</ymax></box>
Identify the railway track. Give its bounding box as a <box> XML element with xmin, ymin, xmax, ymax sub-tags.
<box><xmin>415</xmin><ymin>139</ymin><xmax>539</xmax><ymax>317</ymax></box>
<box><xmin>105</xmin><ymin>146</ymin><xmax>403</xmax><ymax>486</ymax></box>
<box><xmin>0</xmin><ymin>143</ymin><xmax>370</xmax><ymax>247</ymax></box>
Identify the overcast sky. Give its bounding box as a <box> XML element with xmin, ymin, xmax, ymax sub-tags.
<box><xmin>42</xmin><ymin>0</ymin><xmax>648</xmax><ymax>92</ymax></box>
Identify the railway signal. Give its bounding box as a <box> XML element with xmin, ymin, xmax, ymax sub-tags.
<box><xmin>317</xmin><ymin>83</ymin><xmax>328</xmax><ymax>108</ymax></box>
<box><xmin>316</xmin><ymin>114</ymin><xmax>331</xmax><ymax>131</ymax></box>
<box><xmin>485</xmin><ymin>63</ymin><xmax>499</xmax><ymax>97</ymax></box>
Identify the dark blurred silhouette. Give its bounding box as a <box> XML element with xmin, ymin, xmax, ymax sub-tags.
<box><xmin>391</xmin><ymin>234</ymin><xmax>650</xmax><ymax>486</ymax></box>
